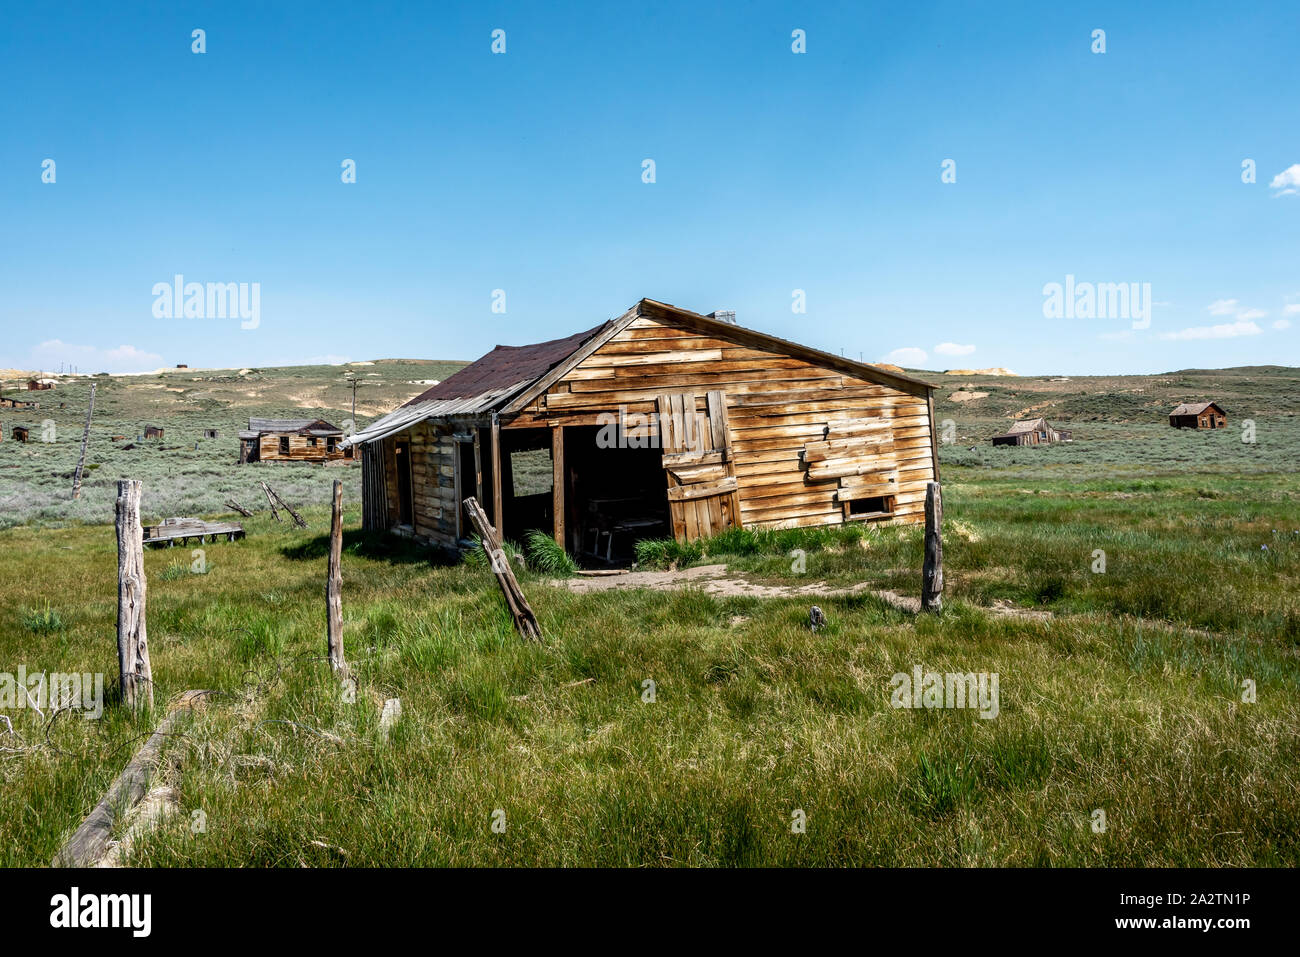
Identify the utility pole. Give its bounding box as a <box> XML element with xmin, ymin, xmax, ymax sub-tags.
<box><xmin>344</xmin><ymin>371</ymin><xmax>360</xmax><ymax>424</ymax></box>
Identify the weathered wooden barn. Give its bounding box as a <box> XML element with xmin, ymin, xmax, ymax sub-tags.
<box><xmin>1169</xmin><ymin>402</ymin><xmax>1226</xmax><ymax>430</ymax></box>
<box><xmin>239</xmin><ymin>417</ymin><xmax>352</xmax><ymax>464</ymax></box>
<box><xmin>990</xmin><ymin>417</ymin><xmax>1072</xmax><ymax>446</ymax></box>
<box><xmin>27</xmin><ymin>379</ymin><xmax>53</xmax><ymax>391</ymax></box>
<box><xmin>0</xmin><ymin>397</ymin><xmax>38</xmax><ymax>410</ymax></box>
<box><xmin>343</xmin><ymin>299</ymin><xmax>939</xmax><ymax>560</ymax></box>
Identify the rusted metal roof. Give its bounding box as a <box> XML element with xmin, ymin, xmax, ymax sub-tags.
<box><xmin>401</xmin><ymin>323</ymin><xmax>610</xmax><ymax>406</ymax></box>
<box><xmin>341</xmin><ymin>323</ymin><xmax>613</xmax><ymax>450</ymax></box>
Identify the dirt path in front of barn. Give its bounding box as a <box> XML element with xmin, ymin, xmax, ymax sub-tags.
<box><xmin>549</xmin><ymin>564</ymin><xmax>1053</xmax><ymax>620</ymax></box>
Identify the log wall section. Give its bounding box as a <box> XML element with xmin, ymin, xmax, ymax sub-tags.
<box><xmin>377</xmin><ymin>421</ymin><xmax>460</xmax><ymax>546</ymax></box>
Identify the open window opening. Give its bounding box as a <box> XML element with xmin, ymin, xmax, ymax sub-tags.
<box><xmin>845</xmin><ymin>494</ymin><xmax>895</xmax><ymax>521</ymax></box>
<box><xmin>279</xmin><ymin>435</ymin><xmax>290</xmax><ymax>455</ymax></box>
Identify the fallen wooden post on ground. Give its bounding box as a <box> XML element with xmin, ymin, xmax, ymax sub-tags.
<box><xmin>116</xmin><ymin>480</ymin><xmax>154</xmax><ymax>710</ymax></box>
<box><xmin>51</xmin><ymin>690</ymin><xmax>211</xmax><ymax>867</ymax></box>
<box><xmin>71</xmin><ymin>382</ymin><xmax>96</xmax><ymax>500</ymax></box>
<box><xmin>463</xmin><ymin>496</ymin><xmax>541</xmax><ymax>641</ymax></box>
<box><xmin>224</xmin><ymin>498</ymin><xmax>253</xmax><ymax>517</ymax></box>
<box><xmin>921</xmin><ymin>480</ymin><xmax>943</xmax><ymax>613</ymax></box>
<box><xmin>326</xmin><ymin>480</ymin><xmax>348</xmax><ymax>675</ymax></box>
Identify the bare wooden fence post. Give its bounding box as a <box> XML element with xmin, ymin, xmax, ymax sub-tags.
<box><xmin>326</xmin><ymin>479</ymin><xmax>347</xmax><ymax>674</ymax></box>
<box><xmin>115</xmin><ymin>480</ymin><xmax>154</xmax><ymax>709</ymax></box>
<box><xmin>921</xmin><ymin>480</ymin><xmax>943</xmax><ymax>613</ymax></box>
<box><xmin>71</xmin><ymin>382</ymin><xmax>96</xmax><ymax>499</ymax></box>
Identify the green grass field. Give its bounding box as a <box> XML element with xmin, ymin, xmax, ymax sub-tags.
<box><xmin>1</xmin><ymin>363</ymin><xmax>1297</xmax><ymax>867</ymax></box>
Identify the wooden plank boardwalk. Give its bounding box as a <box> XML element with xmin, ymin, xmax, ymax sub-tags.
<box><xmin>142</xmin><ymin>517</ymin><xmax>245</xmax><ymax>547</ymax></box>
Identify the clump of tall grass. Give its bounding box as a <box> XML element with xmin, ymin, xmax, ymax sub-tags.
<box><xmin>160</xmin><ymin>561</ymin><xmax>190</xmax><ymax>581</ymax></box>
<box><xmin>523</xmin><ymin>529</ymin><xmax>578</xmax><ymax>575</ymax></box>
<box><xmin>463</xmin><ymin>535</ymin><xmax>526</xmax><ymax>570</ymax></box>
<box><xmin>634</xmin><ymin>536</ymin><xmax>703</xmax><ymax>568</ymax></box>
<box><xmin>21</xmin><ymin>602</ymin><xmax>63</xmax><ymax>634</ymax></box>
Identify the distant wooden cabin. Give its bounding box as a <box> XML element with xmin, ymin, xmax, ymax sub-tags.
<box><xmin>202</xmin><ymin>429</ymin><xmax>218</xmax><ymax>439</ymax></box>
<box><xmin>144</xmin><ymin>425</ymin><xmax>164</xmax><ymax>440</ymax></box>
<box><xmin>0</xmin><ymin>397</ymin><xmax>38</xmax><ymax>410</ymax></box>
<box><xmin>343</xmin><ymin>298</ymin><xmax>939</xmax><ymax>560</ymax></box>
<box><xmin>1169</xmin><ymin>401</ymin><xmax>1226</xmax><ymax>430</ymax></box>
<box><xmin>12</xmin><ymin>426</ymin><xmax>30</xmax><ymax>443</ymax></box>
<box><xmin>239</xmin><ymin>417</ymin><xmax>352</xmax><ymax>464</ymax></box>
<box><xmin>991</xmin><ymin>417</ymin><xmax>1071</xmax><ymax>447</ymax></box>
<box><xmin>27</xmin><ymin>379</ymin><xmax>53</xmax><ymax>391</ymax></box>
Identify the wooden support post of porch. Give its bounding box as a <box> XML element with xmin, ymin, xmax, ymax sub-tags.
<box><xmin>491</xmin><ymin>414</ymin><xmax>504</xmax><ymax>536</ymax></box>
<box><xmin>473</xmin><ymin>429</ymin><xmax>484</xmax><ymax>508</ymax></box>
<box><xmin>551</xmin><ymin>424</ymin><xmax>564</xmax><ymax>548</ymax></box>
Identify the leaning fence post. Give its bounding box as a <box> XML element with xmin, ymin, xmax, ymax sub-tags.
<box><xmin>921</xmin><ymin>480</ymin><xmax>943</xmax><ymax>613</ymax></box>
<box><xmin>115</xmin><ymin>479</ymin><xmax>154</xmax><ymax>709</ymax></box>
<box><xmin>326</xmin><ymin>479</ymin><xmax>347</xmax><ymax>674</ymax></box>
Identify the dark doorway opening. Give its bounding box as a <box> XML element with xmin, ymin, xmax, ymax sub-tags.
<box><xmin>565</xmin><ymin>425</ymin><xmax>670</xmax><ymax>565</ymax></box>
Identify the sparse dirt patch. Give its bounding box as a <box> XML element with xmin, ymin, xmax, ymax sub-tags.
<box><xmin>549</xmin><ymin>563</ymin><xmax>1053</xmax><ymax>620</ymax></box>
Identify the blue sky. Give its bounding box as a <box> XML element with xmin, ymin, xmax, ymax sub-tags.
<box><xmin>1</xmin><ymin>0</ymin><xmax>1297</xmax><ymax>376</ymax></box>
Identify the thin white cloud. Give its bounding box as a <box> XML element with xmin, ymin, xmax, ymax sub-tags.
<box><xmin>1206</xmin><ymin>299</ymin><xmax>1267</xmax><ymax>322</ymax></box>
<box><xmin>882</xmin><ymin>347</ymin><xmax>927</xmax><ymax>366</ymax></box>
<box><xmin>1284</xmin><ymin>304</ymin><xmax>1300</xmax><ymax>315</ymax></box>
<box><xmin>1159</xmin><ymin>320</ymin><xmax>1263</xmax><ymax>341</ymax></box>
<box><xmin>29</xmin><ymin>339</ymin><xmax>164</xmax><ymax>374</ymax></box>
<box><xmin>934</xmin><ymin>342</ymin><xmax>975</xmax><ymax>357</ymax></box>
<box><xmin>1270</xmin><ymin>163</ymin><xmax>1300</xmax><ymax>196</ymax></box>
<box><xmin>1274</xmin><ymin>319</ymin><xmax>1292</xmax><ymax>330</ymax></box>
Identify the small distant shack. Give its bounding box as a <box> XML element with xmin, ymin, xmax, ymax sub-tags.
<box><xmin>27</xmin><ymin>379</ymin><xmax>54</xmax><ymax>391</ymax></box>
<box><xmin>12</xmin><ymin>426</ymin><xmax>30</xmax><ymax>443</ymax></box>
<box><xmin>202</xmin><ymin>429</ymin><xmax>218</xmax><ymax>439</ymax></box>
<box><xmin>991</xmin><ymin>417</ymin><xmax>1071</xmax><ymax>447</ymax></box>
<box><xmin>0</xmin><ymin>397</ymin><xmax>38</xmax><ymax>410</ymax></box>
<box><xmin>144</xmin><ymin>425</ymin><xmax>165</xmax><ymax>440</ymax></box>
<box><xmin>239</xmin><ymin>417</ymin><xmax>352</xmax><ymax>464</ymax></box>
<box><xmin>1169</xmin><ymin>402</ymin><xmax>1226</xmax><ymax>430</ymax></box>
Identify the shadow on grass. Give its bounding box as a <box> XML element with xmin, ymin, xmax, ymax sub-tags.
<box><xmin>279</xmin><ymin>530</ymin><xmax>458</xmax><ymax>567</ymax></box>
